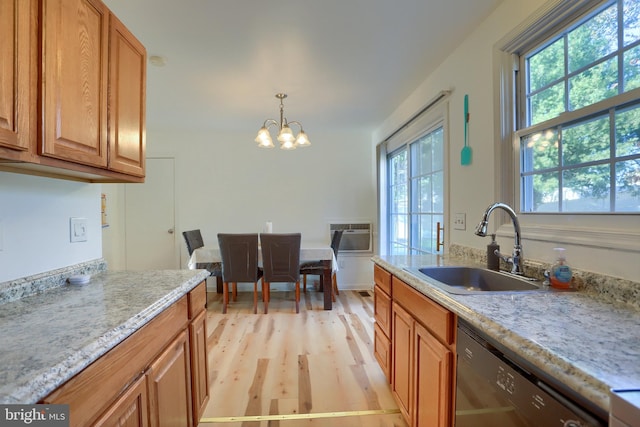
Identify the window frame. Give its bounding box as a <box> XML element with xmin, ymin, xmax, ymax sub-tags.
<box><xmin>386</xmin><ymin>123</ymin><xmax>446</xmax><ymax>255</ymax></box>
<box><xmin>378</xmin><ymin>95</ymin><xmax>450</xmax><ymax>256</ymax></box>
<box><xmin>515</xmin><ymin>0</ymin><xmax>640</xmax><ymax>214</ymax></box>
<box><xmin>493</xmin><ymin>0</ymin><xmax>639</xmax><ymax>253</ymax></box>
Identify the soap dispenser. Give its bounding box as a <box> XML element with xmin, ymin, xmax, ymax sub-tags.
<box><xmin>550</xmin><ymin>247</ymin><xmax>573</xmax><ymax>289</ymax></box>
<box><xmin>487</xmin><ymin>234</ymin><xmax>500</xmax><ymax>271</ymax></box>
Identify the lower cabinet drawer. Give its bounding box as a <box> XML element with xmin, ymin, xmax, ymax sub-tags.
<box><xmin>374</xmin><ymin>323</ymin><xmax>391</xmax><ymax>383</ymax></box>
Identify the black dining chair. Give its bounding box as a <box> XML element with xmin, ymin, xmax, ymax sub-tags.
<box><xmin>217</xmin><ymin>233</ymin><xmax>263</xmax><ymax>314</ymax></box>
<box><xmin>260</xmin><ymin>233</ymin><xmax>302</xmax><ymax>314</ymax></box>
<box><xmin>182</xmin><ymin>229</ymin><xmax>223</xmax><ymax>277</ymax></box>
<box><xmin>300</xmin><ymin>230</ymin><xmax>343</xmax><ymax>302</ymax></box>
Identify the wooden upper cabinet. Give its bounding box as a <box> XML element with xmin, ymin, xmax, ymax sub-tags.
<box><xmin>41</xmin><ymin>0</ymin><xmax>110</xmax><ymax>168</ymax></box>
<box><xmin>0</xmin><ymin>0</ymin><xmax>36</xmax><ymax>157</ymax></box>
<box><xmin>108</xmin><ymin>14</ymin><xmax>146</xmax><ymax>177</ymax></box>
<box><xmin>0</xmin><ymin>0</ymin><xmax>146</xmax><ymax>182</ymax></box>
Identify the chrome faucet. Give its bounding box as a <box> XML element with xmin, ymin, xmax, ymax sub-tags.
<box><xmin>474</xmin><ymin>202</ymin><xmax>524</xmax><ymax>275</ymax></box>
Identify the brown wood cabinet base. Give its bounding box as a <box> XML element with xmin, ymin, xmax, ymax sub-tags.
<box><xmin>372</xmin><ymin>264</ymin><xmax>456</xmax><ymax>427</ymax></box>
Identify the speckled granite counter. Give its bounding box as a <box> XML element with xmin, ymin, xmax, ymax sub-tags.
<box><xmin>373</xmin><ymin>254</ymin><xmax>640</xmax><ymax>419</ymax></box>
<box><xmin>0</xmin><ymin>268</ymin><xmax>210</xmax><ymax>404</ymax></box>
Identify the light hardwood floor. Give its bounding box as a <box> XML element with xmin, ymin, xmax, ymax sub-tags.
<box><xmin>199</xmin><ymin>285</ymin><xmax>408</xmax><ymax>427</ymax></box>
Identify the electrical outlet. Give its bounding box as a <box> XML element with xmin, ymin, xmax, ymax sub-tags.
<box><xmin>70</xmin><ymin>217</ymin><xmax>88</xmax><ymax>242</ymax></box>
<box><xmin>453</xmin><ymin>213</ymin><xmax>466</xmax><ymax>230</ymax></box>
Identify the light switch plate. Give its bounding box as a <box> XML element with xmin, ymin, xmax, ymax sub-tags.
<box><xmin>453</xmin><ymin>213</ymin><xmax>466</xmax><ymax>230</ymax></box>
<box><xmin>70</xmin><ymin>217</ymin><xmax>88</xmax><ymax>242</ymax></box>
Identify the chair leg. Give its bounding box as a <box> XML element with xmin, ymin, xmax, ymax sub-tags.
<box><xmin>232</xmin><ymin>282</ymin><xmax>238</xmax><ymax>301</ymax></box>
<box><xmin>222</xmin><ymin>282</ymin><xmax>229</xmax><ymax>314</ymax></box>
<box><xmin>263</xmin><ymin>281</ymin><xmax>269</xmax><ymax>314</ymax></box>
<box><xmin>303</xmin><ymin>274</ymin><xmax>307</xmax><ymax>292</ymax></box>
<box><xmin>332</xmin><ymin>272</ymin><xmax>339</xmax><ymax>302</ymax></box>
<box><xmin>253</xmin><ymin>282</ymin><xmax>258</xmax><ymax>314</ymax></box>
<box><xmin>295</xmin><ymin>281</ymin><xmax>300</xmax><ymax>313</ymax></box>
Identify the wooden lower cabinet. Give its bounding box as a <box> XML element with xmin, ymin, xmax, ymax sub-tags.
<box><xmin>147</xmin><ymin>330</ymin><xmax>193</xmax><ymax>427</ymax></box>
<box><xmin>414</xmin><ymin>321</ymin><xmax>453</xmax><ymax>427</ymax></box>
<box><xmin>190</xmin><ymin>309</ymin><xmax>210</xmax><ymax>419</ymax></box>
<box><xmin>93</xmin><ymin>375</ymin><xmax>149</xmax><ymax>427</ymax></box>
<box><xmin>374</xmin><ymin>265</ymin><xmax>456</xmax><ymax>427</ymax></box>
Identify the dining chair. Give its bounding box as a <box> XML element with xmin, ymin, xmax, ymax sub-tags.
<box><xmin>300</xmin><ymin>229</ymin><xmax>343</xmax><ymax>302</ymax></box>
<box><xmin>182</xmin><ymin>229</ymin><xmax>223</xmax><ymax>277</ymax></box>
<box><xmin>217</xmin><ymin>233</ymin><xmax>263</xmax><ymax>314</ymax></box>
<box><xmin>260</xmin><ymin>233</ymin><xmax>302</xmax><ymax>314</ymax></box>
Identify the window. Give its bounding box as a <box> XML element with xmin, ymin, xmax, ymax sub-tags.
<box><xmin>387</xmin><ymin>126</ymin><xmax>444</xmax><ymax>255</ymax></box>
<box><xmin>517</xmin><ymin>0</ymin><xmax>640</xmax><ymax>213</ymax></box>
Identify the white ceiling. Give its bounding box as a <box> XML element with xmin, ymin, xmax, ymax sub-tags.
<box><xmin>104</xmin><ymin>0</ymin><xmax>503</xmax><ymax>135</ymax></box>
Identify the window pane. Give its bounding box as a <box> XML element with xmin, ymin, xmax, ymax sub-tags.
<box><xmin>412</xmin><ymin>176</ymin><xmax>432</xmax><ymax>211</ymax></box>
<box><xmin>432</xmin><ymin>128</ymin><xmax>444</xmax><ymax>171</ymax></box>
<box><xmin>410</xmin><ymin>214</ymin><xmax>434</xmax><ymax>253</ymax></box>
<box><xmin>390</xmin><ymin>214</ymin><xmax>408</xmax><ymax>255</ymax></box>
<box><xmin>521</xmin><ymin>130</ymin><xmax>559</xmax><ymax>170</ymax></box>
<box><xmin>389</xmin><ymin>151</ymin><xmax>407</xmax><ymax>186</ymax></box>
<box><xmin>567</xmin><ymin>4</ymin><xmax>617</xmax><ymax>73</ymax></box>
<box><xmin>390</xmin><ymin>183</ymin><xmax>407</xmax><ymax>214</ymax></box>
<box><xmin>530</xmin><ymin>172</ymin><xmax>560</xmax><ymax>212</ymax></box>
<box><xmin>616</xmin><ymin>160</ymin><xmax>640</xmax><ymax>211</ymax></box>
<box><xmin>433</xmin><ymin>171</ymin><xmax>444</xmax><ymax>213</ymax></box>
<box><xmin>531</xmin><ymin>172</ymin><xmax>560</xmax><ymax>212</ymax></box>
<box><xmin>569</xmin><ymin>57</ymin><xmax>618</xmax><ymax>111</ymax></box>
<box><xmin>530</xmin><ymin>82</ymin><xmax>565</xmax><ymax>125</ymax></box>
<box><xmin>616</xmin><ymin>105</ymin><xmax>640</xmax><ymax>156</ymax></box>
<box><xmin>623</xmin><ymin>45</ymin><xmax>640</xmax><ymax>91</ymax></box>
<box><xmin>624</xmin><ymin>0</ymin><xmax>640</xmax><ymax>46</ymax></box>
<box><xmin>529</xmin><ymin>38</ymin><xmax>564</xmax><ymax>92</ymax></box>
<box><xmin>563</xmin><ymin>164</ymin><xmax>610</xmax><ymax>211</ymax></box>
<box><xmin>563</xmin><ymin>116</ymin><xmax>610</xmax><ymax>166</ymax></box>
<box><xmin>411</xmin><ymin>138</ymin><xmax>432</xmax><ymax>175</ymax></box>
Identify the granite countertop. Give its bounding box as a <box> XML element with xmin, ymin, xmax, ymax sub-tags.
<box><xmin>372</xmin><ymin>254</ymin><xmax>640</xmax><ymax>419</ymax></box>
<box><xmin>0</xmin><ymin>269</ymin><xmax>210</xmax><ymax>404</ymax></box>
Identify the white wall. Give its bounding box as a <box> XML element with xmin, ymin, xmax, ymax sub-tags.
<box><xmin>102</xmin><ymin>126</ymin><xmax>378</xmax><ymax>288</ymax></box>
<box><xmin>0</xmin><ymin>172</ymin><xmax>102</xmax><ymax>283</ymax></box>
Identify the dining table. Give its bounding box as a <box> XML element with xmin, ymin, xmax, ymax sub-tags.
<box><xmin>188</xmin><ymin>244</ymin><xmax>337</xmax><ymax>310</ymax></box>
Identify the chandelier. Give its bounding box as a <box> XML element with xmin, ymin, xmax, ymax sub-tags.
<box><xmin>255</xmin><ymin>93</ymin><xmax>311</xmax><ymax>150</ymax></box>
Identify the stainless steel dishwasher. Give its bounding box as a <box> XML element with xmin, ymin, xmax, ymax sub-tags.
<box><xmin>455</xmin><ymin>320</ymin><xmax>607</xmax><ymax>426</ymax></box>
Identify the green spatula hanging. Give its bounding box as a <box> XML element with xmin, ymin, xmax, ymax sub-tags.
<box><xmin>461</xmin><ymin>94</ymin><xmax>472</xmax><ymax>165</ymax></box>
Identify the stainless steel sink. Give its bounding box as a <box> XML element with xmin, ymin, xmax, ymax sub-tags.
<box><xmin>405</xmin><ymin>266</ymin><xmax>543</xmax><ymax>295</ymax></box>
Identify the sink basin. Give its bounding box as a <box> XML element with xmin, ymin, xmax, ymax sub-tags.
<box><xmin>405</xmin><ymin>266</ymin><xmax>543</xmax><ymax>295</ymax></box>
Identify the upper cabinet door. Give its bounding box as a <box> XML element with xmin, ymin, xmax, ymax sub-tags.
<box><xmin>0</xmin><ymin>0</ymin><xmax>35</xmax><ymax>156</ymax></box>
<box><xmin>41</xmin><ymin>0</ymin><xmax>109</xmax><ymax>168</ymax></box>
<box><xmin>108</xmin><ymin>14</ymin><xmax>146</xmax><ymax>177</ymax></box>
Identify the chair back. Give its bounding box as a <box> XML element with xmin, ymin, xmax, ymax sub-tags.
<box><xmin>217</xmin><ymin>233</ymin><xmax>260</xmax><ymax>283</ymax></box>
<box><xmin>260</xmin><ymin>233</ymin><xmax>301</xmax><ymax>283</ymax></box>
<box><xmin>183</xmin><ymin>229</ymin><xmax>205</xmax><ymax>256</ymax></box>
<box><xmin>330</xmin><ymin>229</ymin><xmax>344</xmax><ymax>257</ymax></box>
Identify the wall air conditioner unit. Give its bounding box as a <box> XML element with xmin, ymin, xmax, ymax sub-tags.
<box><xmin>329</xmin><ymin>223</ymin><xmax>372</xmax><ymax>253</ymax></box>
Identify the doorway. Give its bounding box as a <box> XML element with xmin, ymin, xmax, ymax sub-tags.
<box><xmin>124</xmin><ymin>157</ymin><xmax>178</xmax><ymax>270</ymax></box>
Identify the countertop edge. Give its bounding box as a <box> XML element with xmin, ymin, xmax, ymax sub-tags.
<box><xmin>4</xmin><ymin>270</ymin><xmax>210</xmax><ymax>404</ymax></box>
